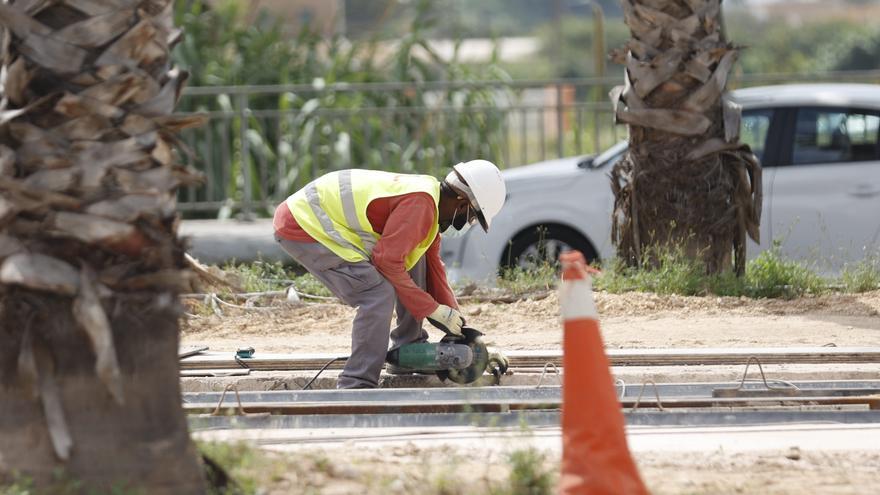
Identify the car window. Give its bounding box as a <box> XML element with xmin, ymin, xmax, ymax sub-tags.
<box><xmin>741</xmin><ymin>109</ymin><xmax>773</xmax><ymax>162</ymax></box>
<box><xmin>792</xmin><ymin>108</ymin><xmax>880</xmax><ymax>165</ymax></box>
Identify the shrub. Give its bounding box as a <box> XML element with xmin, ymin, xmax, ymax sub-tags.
<box><xmin>173</xmin><ymin>0</ymin><xmax>511</xmax><ymax>218</ymax></box>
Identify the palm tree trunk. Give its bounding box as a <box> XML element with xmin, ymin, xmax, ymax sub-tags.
<box><xmin>1</xmin><ymin>295</ymin><xmax>204</xmax><ymax>492</ymax></box>
<box><xmin>0</xmin><ymin>0</ymin><xmax>205</xmax><ymax>492</ymax></box>
<box><xmin>610</xmin><ymin>0</ymin><xmax>762</xmax><ymax>275</ymax></box>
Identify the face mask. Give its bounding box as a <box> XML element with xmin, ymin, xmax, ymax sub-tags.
<box><xmin>442</xmin><ymin>203</ymin><xmax>477</xmax><ymax>238</ymax></box>
<box><xmin>452</xmin><ymin>204</ymin><xmax>470</xmax><ymax>230</ymax></box>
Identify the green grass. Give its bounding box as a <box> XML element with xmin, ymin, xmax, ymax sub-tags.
<box><xmin>212</xmin><ymin>243</ymin><xmax>880</xmax><ymax>304</ymax></box>
<box><xmin>595</xmin><ymin>246</ymin><xmax>710</xmax><ymax>296</ymax></box>
<box><xmin>497</xmin><ymin>263</ymin><xmax>559</xmax><ymax>296</ymax></box>
<box><xmin>0</xmin><ymin>472</ymin><xmax>143</xmax><ymax>495</ymax></box>
<box><xmin>840</xmin><ymin>256</ymin><xmax>880</xmax><ymax>293</ymax></box>
<box><xmin>427</xmin><ymin>466</ymin><xmax>468</xmax><ymax>495</ymax></box>
<box><xmin>491</xmin><ymin>448</ymin><xmax>555</xmax><ymax>495</ymax></box>
<box><xmin>196</xmin><ymin>439</ymin><xmax>560</xmax><ymax>495</ymax></box>
<box><xmin>221</xmin><ymin>259</ymin><xmax>295</xmax><ymax>293</ymax></box>
<box><xmin>492</xmin><ymin>242</ymin><xmax>879</xmax><ymax>300</ymax></box>
<box><xmin>741</xmin><ymin>245</ymin><xmax>826</xmax><ymax>298</ymax></box>
<box><xmin>288</xmin><ymin>272</ymin><xmax>335</xmax><ymax>298</ymax></box>
<box><xmin>594</xmin><ymin>243</ymin><xmax>826</xmax><ymax>299</ymax></box>
<box><xmin>220</xmin><ymin>260</ymin><xmax>333</xmax><ymax>298</ymax></box>
<box><xmin>197</xmin><ymin>441</ymin><xmax>270</xmax><ymax>495</ymax></box>
<box><xmin>0</xmin><ymin>476</ymin><xmax>33</xmax><ymax>495</ymax></box>
<box><xmin>2</xmin><ymin>445</ymin><xmax>556</xmax><ymax>495</ymax></box>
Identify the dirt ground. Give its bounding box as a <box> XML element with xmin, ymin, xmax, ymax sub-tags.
<box><xmin>184</xmin><ymin>290</ymin><xmax>880</xmax><ymax>495</ymax></box>
<box><xmin>637</xmin><ymin>450</ymin><xmax>880</xmax><ymax>495</ymax></box>
<box><xmin>204</xmin><ymin>442</ymin><xmax>880</xmax><ymax>495</ymax></box>
<box><xmin>181</xmin><ymin>290</ymin><xmax>880</xmax><ymax>353</ymax></box>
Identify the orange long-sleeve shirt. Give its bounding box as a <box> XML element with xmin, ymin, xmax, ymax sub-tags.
<box><xmin>273</xmin><ymin>193</ymin><xmax>457</xmax><ymax>319</ymax></box>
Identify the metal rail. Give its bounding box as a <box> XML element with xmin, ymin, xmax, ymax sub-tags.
<box><xmin>180</xmin><ymin>347</ymin><xmax>880</xmax><ymax>371</ymax></box>
<box><xmin>186</xmin><ymin>380</ymin><xmax>880</xmax><ymax>432</ymax></box>
<box><xmin>183</xmin><ymin>379</ymin><xmax>880</xmax><ymax>420</ymax></box>
<box><xmin>182</xmin><ymin>380</ymin><xmax>880</xmax><ymax>405</ymax></box>
<box><xmin>181</xmin><ymin>71</ymin><xmax>880</xmax><ymax>97</ymax></box>
<box><xmin>184</xmin><ymin>386</ymin><xmax>562</xmax><ymax>404</ymax></box>
<box><xmin>186</xmin><ymin>395</ymin><xmax>880</xmax><ymax>416</ymax></box>
<box><xmin>189</xmin><ymin>409</ymin><xmax>880</xmax><ymax>431</ymax></box>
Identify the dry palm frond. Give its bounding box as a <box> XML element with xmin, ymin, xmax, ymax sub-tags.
<box><xmin>611</xmin><ymin>0</ymin><xmax>762</xmax><ymax>275</ymax></box>
<box><xmin>0</xmin><ymin>0</ymin><xmax>204</xmax><ymax>464</ymax></box>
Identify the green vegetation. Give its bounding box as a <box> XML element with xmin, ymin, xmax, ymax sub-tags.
<box><xmin>346</xmin><ymin>0</ymin><xmax>622</xmax><ymax>40</ymax></box>
<box><xmin>533</xmin><ymin>17</ymin><xmax>629</xmax><ymax>79</ymax></box>
<box><xmin>0</xmin><ymin>472</ymin><xmax>143</xmax><ymax>495</ymax></box>
<box><xmin>213</xmin><ymin>246</ymin><xmax>880</xmax><ymax>303</ymax></box>
<box><xmin>840</xmin><ymin>256</ymin><xmax>880</xmax><ymax>293</ymax></box>
<box><xmin>742</xmin><ymin>245</ymin><xmax>826</xmax><ymax>298</ymax></box>
<box><xmin>597</xmin><ymin>243</ymin><xmax>848</xmax><ymax>299</ymax></box>
<box><xmin>170</xmin><ymin>0</ymin><xmax>880</xmax><ymax>219</ymax></box>
<box><xmin>494</xmin><ymin>448</ymin><xmax>555</xmax><ymax>495</ymax></box>
<box><xmin>0</xmin><ymin>476</ymin><xmax>33</xmax><ymax>495</ymax></box>
<box><xmin>427</xmin><ymin>467</ymin><xmax>467</xmax><ymax>495</ymax></box>
<box><xmin>198</xmin><ymin>441</ymin><xmax>269</xmax><ymax>495</ymax></box>
<box><xmin>220</xmin><ymin>260</ymin><xmax>333</xmax><ymax>298</ymax></box>
<box><xmin>469</xmin><ymin>3</ymin><xmax>880</xmax><ymax>79</ymax></box>
<box><xmin>173</xmin><ymin>0</ymin><xmax>511</xmax><ymax>218</ymax></box>
<box><xmin>820</xmin><ymin>28</ymin><xmax>880</xmax><ymax>72</ymax></box>
<box><xmin>498</xmin><ymin>264</ymin><xmax>558</xmax><ymax>296</ymax></box>
<box><xmin>724</xmin><ymin>12</ymin><xmax>880</xmax><ymax>75</ymax></box>
<box><xmin>597</xmin><ymin>244</ymin><xmax>714</xmax><ymax>296</ymax></box>
<box><xmin>494</xmin><ymin>243</ymin><xmax>879</xmax><ymax>299</ymax></box>
<box><xmin>198</xmin><ymin>440</ymin><xmax>335</xmax><ymax>494</ymax></box>
<box><xmin>197</xmin><ymin>440</ymin><xmax>558</xmax><ymax>495</ymax></box>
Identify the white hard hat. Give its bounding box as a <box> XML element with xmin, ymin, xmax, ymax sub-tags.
<box><xmin>445</xmin><ymin>159</ymin><xmax>506</xmax><ymax>232</ymax></box>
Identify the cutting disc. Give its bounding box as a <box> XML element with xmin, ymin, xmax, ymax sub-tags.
<box><xmin>436</xmin><ymin>327</ymin><xmax>490</xmax><ymax>385</ymax></box>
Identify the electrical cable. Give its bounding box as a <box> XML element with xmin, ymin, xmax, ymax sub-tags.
<box><xmin>301</xmin><ymin>356</ymin><xmax>349</xmax><ymax>390</ymax></box>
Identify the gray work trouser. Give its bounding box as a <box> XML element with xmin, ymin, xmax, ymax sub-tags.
<box><xmin>275</xmin><ymin>235</ymin><xmax>429</xmax><ymax>388</ymax></box>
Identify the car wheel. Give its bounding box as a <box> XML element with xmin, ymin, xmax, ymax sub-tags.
<box><xmin>501</xmin><ymin>225</ymin><xmax>597</xmax><ymax>271</ymax></box>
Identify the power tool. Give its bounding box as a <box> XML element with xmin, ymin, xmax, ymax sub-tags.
<box><xmin>385</xmin><ymin>326</ymin><xmax>508</xmax><ymax>384</ymax></box>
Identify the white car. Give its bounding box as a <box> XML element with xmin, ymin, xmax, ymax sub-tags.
<box><xmin>442</xmin><ymin>83</ymin><xmax>880</xmax><ymax>283</ymax></box>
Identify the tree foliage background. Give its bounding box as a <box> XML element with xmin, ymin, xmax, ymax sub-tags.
<box><xmin>168</xmin><ymin>0</ymin><xmax>880</xmax><ymax>218</ymax></box>
<box><xmin>171</xmin><ymin>0</ymin><xmax>512</xmax><ymax>218</ymax></box>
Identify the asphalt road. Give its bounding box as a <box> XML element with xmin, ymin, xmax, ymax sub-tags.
<box><xmin>181</xmin><ymin>219</ymin><xmax>286</xmax><ymax>264</ymax></box>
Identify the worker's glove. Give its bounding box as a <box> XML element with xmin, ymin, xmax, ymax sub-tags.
<box><xmin>488</xmin><ymin>350</ymin><xmax>509</xmax><ymax>375</ymax></box>
<box><xmin>487</xmin><ymin>349</ymin><xmax>510</xmax><ymax>384</ymax></box>
<box><xmin>427</xmin><ymin>304</ymin><xmax>465</xmax><ymax>338</ymax></box>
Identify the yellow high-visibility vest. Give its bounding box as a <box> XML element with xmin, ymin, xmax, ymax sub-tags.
<box><xmin>286</xmin><ymin>169</ymin><xmax>440</xmax><ymax>271</ymax></box>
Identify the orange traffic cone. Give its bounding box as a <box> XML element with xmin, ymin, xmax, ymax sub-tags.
<box><xmin>558</xmin><ymin>250</ymin><xmax>649</xmax><ymax>495</ymax></box>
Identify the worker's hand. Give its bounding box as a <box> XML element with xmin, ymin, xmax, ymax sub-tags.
<box><xmin>488</xmin><ymin>350</ymin><xmax>509</xmax><ymax>374</ymax></box>
<box><xmin>427</xmin><ymin>304</ymin><xmax>465</xmax><ymax>337</ymax></box>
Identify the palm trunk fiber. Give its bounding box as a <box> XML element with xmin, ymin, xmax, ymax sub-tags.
<box><xmin>611</xmin><ymin>0</ymin><xmax>762</xmax><ymax>275</ymax></box>
<box><xmin>0</xmin><ymin>293</ymin><xmax>206</xmax><ymax>494</ymax></box>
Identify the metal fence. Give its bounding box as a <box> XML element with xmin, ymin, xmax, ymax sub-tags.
<box><xmin>176</xmin><ymin>70</ymin><xmax>880</xmax><ymax>218</ymax></box>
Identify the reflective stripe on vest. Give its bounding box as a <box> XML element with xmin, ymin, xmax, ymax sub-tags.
<box><xmin>338</xmin><ymin>170</ymin><xmax>377</xmax><ymax>253</ymax></box>
<box><xmin>286</xmin><ymin>170</ymin><xmax>440</xmax><ymax>270</ymax></box>
<box><xmin>302</xmin><ymin>177</ymin><xmax>369</xmax><ymax>258</ymax></box>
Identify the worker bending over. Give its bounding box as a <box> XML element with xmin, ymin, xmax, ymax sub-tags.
<box><xmin>273</xmin><ymin>161</ymin><xmax>506</xmax><ymax>389</ymax></box>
